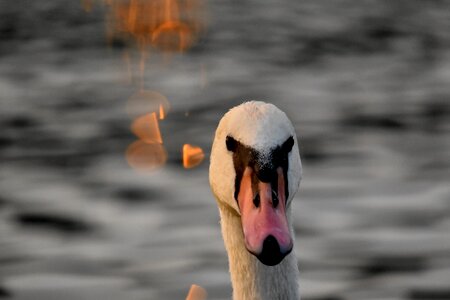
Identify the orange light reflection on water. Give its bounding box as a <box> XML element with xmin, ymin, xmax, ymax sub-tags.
<box><xmin>185</xmin><ymin>284</ymin><xmax>207</xmax><ymax>300</ymax></box>
<box><xmin>183</xmin><ymin>144</ymin><xmax>205</xmax><ymax>169</ymax></box>
<box><xmin>81</xmin><ymin>0</ymin><xmax>93</xmax><ymax>12</ymax></box>
<box><xmin>81</xmin><ymin>0</ymin><xmax>207</xmax><ymax>171</ymax></box>
<box><xmin>104</xmin><ymin>0</ymin><xmax>204</xmax><ymax>53</ymax></box>
<box><xmin>127</xmin><ymin>90</ymin><xmax>170</xmax><ymax>118</ymax></box>
<box><xmin>131</xmin><ymin>113</ymin><xmax>163</xmax><ymax>144</ymax></box>
<box><xmin>159</xmin><ymin>104</ymin><xmax>166</xmax><ymax>120</ymax></box>
<box><xmin>126</xmin><ymin>140</ymin><xmax>167</xmax><ymax>171</ymax></box>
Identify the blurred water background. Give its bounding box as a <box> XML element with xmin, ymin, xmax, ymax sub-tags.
<box><xmin>1</xmin><ymin>1</ymin><xmax>450</xmax><ymax>299</ymax></box>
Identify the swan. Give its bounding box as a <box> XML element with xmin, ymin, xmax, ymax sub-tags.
<box><xmin>209</xmin><ymin>101</ymin><xmax>302</xmax><ymax>300</ymax></box>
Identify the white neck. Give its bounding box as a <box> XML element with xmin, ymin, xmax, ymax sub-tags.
<box><xmin>218</xmin><ymin>204</ymin><xmax>301</xmax><ymax>300</ymax></box>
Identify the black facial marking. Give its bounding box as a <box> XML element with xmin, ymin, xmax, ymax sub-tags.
<box><xmin>272</xmin><ymin>190</ymin><xmax>279</xmax><ymax>208</ymax></box>
<box><xmin>253</xmin><ymin>194</ymin><xmax>260</xmax><ymax>208</ymax></box>
<box><xmin>226</xmin><ymin>135</ymin><xmax>294</xmax><ymax>204</ymax></box>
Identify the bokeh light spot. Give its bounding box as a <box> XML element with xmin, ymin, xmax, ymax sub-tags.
<box><xmin>185</xmin><ymin>284</ymin><xmax>207</xmax><ymax>300</ymax></box>
<box><xmin>126</xmin><ymin>140</ymin><xmax>167</xmax><ymax>171</ymax></box>
<box><xmin>183</xmin><ymin>144</ymin><xmax>205</xmax><ymax>169</ymax></box>
<box><xmin>127</xmin><ymin>90</ymin><xmax>170</xmax><ymax>118</ymax></box>
<box><xmin>131</xmin><ymin>112</ymin><xmax>163</xmax><ymax>144</ymax></box>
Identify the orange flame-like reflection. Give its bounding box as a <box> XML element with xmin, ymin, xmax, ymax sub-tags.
<box><xmin>183</xmin><ymin>144</ymin><xmax>205</xmax><ymax>169</ymax></box>
<box><xmin>131</xmin><ymin>112</ymin><xmax>163</xmax><ymax>144</ymax></box>
<box><xmin>159</xmin><ymin>104</ymin><xmax>166</xmax><ymax>120</ymax></box>
<box><xmin>185</xmin><ymin>284</ymin><xmax>207</xmax><ymax>300</ymax></box>
<box><xmin>125</xmin><ymin>87</ymin><xmax>173</xmax><ymax>172</ymax></box>
<box><xmin>82</xmin><ymin>0</ymin><xmax>206</xmax><ymax>171</ymax></box>
<box><xmin>104</xmin><ymin>0</ymin><xmax>204</xmax><ymax>53</ymax></box>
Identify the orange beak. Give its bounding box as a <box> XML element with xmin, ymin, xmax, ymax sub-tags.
<box><xmin>237</xmin><ymin>167</ymin><xmax>292</xmax><ymax>266</ymax></box>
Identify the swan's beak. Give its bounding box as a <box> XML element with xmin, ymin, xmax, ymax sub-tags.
<box><xmin>238</xmin><ymin>167</ymin><xmax>293</xmax><ymax>266</ymax></box>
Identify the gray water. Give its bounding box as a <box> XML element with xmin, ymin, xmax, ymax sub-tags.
<box><xmin>1</xmin><ymin>1</ymin><xmax>450</xmax><ymax>299</ymax></box>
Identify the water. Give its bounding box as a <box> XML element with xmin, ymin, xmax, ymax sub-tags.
<box><xmin>0</xmin><ymin>1</ymin><xmax>449</xmax><ymax>299</ymax></box>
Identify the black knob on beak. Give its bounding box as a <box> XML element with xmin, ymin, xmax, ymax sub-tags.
<box><xmin>256</xmin><ymin>235</ymin><xmax>291</xmax><ymax>266</ymax></box>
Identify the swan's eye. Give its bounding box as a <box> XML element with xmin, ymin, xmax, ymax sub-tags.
<box><xmin>226</xmin><ymin>136</ymin><xmax>239</xmax><ymax>152</ymax></box>
<box><xmin>282</xmin><ymin>136</ymin><xmax>294</xmax><ymax>153</ymax></box>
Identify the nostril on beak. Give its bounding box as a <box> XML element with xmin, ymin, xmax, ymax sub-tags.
<box><xmin>253</xmin><ymin>194</ymin><xmax>260</xmax><ymax>208</ymax></box>
<box><xmin>272</xmin><ymin>190</ymin><xmax>279</xmax><ymax>208</ymax></box>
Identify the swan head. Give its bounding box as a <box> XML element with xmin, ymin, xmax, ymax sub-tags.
<box><xmin>210</xmin><ymin>101</ymin><xmax>302</xmax><ymax>266</ymax></box>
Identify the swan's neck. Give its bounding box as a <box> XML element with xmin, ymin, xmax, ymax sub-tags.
<box><xmin>219</xmin><ymin>204</ymin><xmax>300</xmax><ymax>300</ymax></box>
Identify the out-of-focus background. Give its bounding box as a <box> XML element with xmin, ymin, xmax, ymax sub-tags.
<box><xmin>1</xmin><ymin>0</ymin><xmax>450</xmax><ymax>299</ymax></box>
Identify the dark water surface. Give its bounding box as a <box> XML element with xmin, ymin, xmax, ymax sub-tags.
<box><xmin>1</xmin><ymin>1</ymin><xmax>450</xmax><ymax>299</ymax></box>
